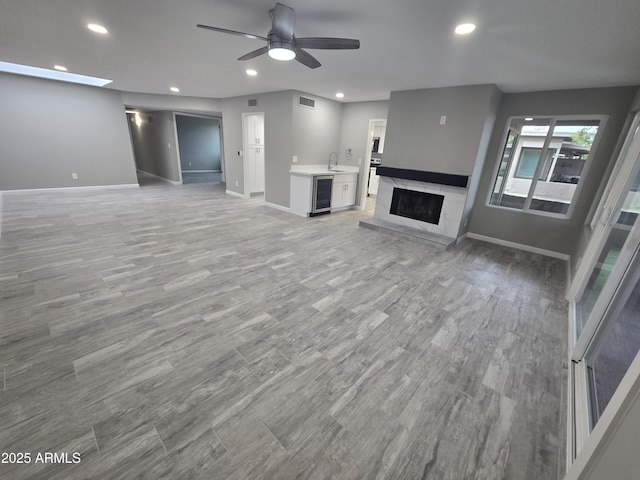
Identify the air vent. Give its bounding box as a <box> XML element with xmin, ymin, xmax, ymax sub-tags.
<box><xmin>298</xmin><ymin>96</ymin><xmax>315</xmax><ymax>109</ymax></box>
<box><xmin>248</xmin><ymin>99</ymin><xmax>258</xmax><ymax>107</ymax></box>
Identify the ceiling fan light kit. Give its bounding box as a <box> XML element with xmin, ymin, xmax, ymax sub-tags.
<box><xmin>268</xmin><ymin>41</ymin><xmax>296</xmax><ymax>61</ymax></box>
<box><xmin>197</xmin><ymin>2</ymin><xmax>359</xmax><ymax>69</ymax></box>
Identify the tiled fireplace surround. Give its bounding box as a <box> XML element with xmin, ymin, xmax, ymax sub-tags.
<box><xmin>360</xmin><ymin>167</ymin><xmax>469</xmax><ymax>249</ymax></box>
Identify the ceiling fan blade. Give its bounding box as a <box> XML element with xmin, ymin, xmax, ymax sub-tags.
<box><xmin>196</xmin><ymin>24</ymin><xmax>268</xmax><ymax>42</ymax></box>
<box><xmin>270</xmin><ymin>3</ymin><xmax>295</xmax><ymax>39</ymax></box>
<box><xmin>238</xmin><ymin>46</ymin><xmax>269</xmax><ymax>61</ymax></box>
<box><xmin>295</xmin><ymin>37</ymin><xmax>360</xmax><ymax>50</ymax></box>
<box><xmin>294</xmin><ymin>48</ymin><xmax>321</xmax><ymax>69</ymax></box>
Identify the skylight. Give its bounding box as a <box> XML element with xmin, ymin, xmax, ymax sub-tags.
<box><xmin>0</xmin><ymin>61</ymin><xmax>113</xmax><ymax>87</ymax></box>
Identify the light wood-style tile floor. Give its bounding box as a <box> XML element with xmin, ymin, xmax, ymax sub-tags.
<box><xmin>0</xmin><ymin>180</ymin><xmax>567</xmax><ymax>479</ymax></box>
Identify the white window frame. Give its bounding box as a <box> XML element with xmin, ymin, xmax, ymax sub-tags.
<box><xmin>487</xmin><ymin>114</ymin><xmax>608</xmax><ymax>219</ymax></box>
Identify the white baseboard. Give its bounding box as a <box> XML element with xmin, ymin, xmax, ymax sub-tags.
<box><xmin>1</xmin><ymin>184</ymin><xmax>140</xmax><ymax>194</ymax></box>
<box><xmin>467</xmin><ymin>232</ymin><xmax>570</xmax><ymax>261</ymax></box>
<box><xmin>331</xmin><ymin>205</ymin><xmax>356</xmax><ymax>213</ymax></box>
<box><xmin>225</xmin><ymin>189</ymin><xmax>247</xmax><ymax>199</ymax></box>
<box><xmin>137</xmin><ymin>170</ymin><xmax>182</xmax><ymax>185</ymax></box>
<box><xmin>264</xmin><ymin>201</ymin><xmax>290</xmax><ymax>213</ymax></box>
<box><xmin>456</xmin><ymin>233</ymin><xmax>468</xmax><ymax>245</ymax></box>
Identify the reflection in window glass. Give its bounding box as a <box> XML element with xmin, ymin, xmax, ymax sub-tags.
<box><xmin>587</xmin><ymin>255</ymin><xmax>640</xmax><ymax>426</ymax></box>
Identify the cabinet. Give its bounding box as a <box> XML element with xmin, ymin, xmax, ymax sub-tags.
<box><xmin>368</xmin><ymin>166</ymin><xmax>380</xmax><ymax>195</ymax></box>
<box><xmin>247</xmin><ymin>146</ymin><xmax>265</xmax><ymax>193</ymax></box>
<box><xmin>331</xmin><ymin>173</ymin><xmax>358</xmax><ymax>210</ymax></box>
<box><xmin>290</xmin><ymin>173</ymin><xmax>313</xmax><ymax>216</ymax></box>
<box><xmin>245</xmin><ymin>115</ymin><xmax>263</xmax><ymax>146</ymax></box>
<box><xmin>243</xmin><ymin>113</ymin><xmax>265</xmax><ymax>193</ymax></box>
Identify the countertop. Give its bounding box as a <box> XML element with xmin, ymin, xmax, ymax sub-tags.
<box><xmin>289</xmin><ymin>165</ymin><xmax>359</xmax><ymax>177</ymax></box>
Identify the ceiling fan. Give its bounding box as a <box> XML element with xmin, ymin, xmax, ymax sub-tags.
<box><xmin>197</xmin><ymin>3</ymin><xmax>360</xmax><ymax>69</ymax></box>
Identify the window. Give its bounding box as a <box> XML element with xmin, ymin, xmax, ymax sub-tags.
<box><xmin>515</xmin><ymin>148</ymin><xmax>542</xmax><ymax>178</ymax></box>
<box><xmin>489</xmin><ymin>116</ymin><xmax>606</xmax><ymax>217</ymax></box>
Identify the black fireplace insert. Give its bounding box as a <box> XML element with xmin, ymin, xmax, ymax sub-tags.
<box><xmin>390</xmin><ymin>188</ymin><xmax>444</xmax><ymax>225</ymax></box>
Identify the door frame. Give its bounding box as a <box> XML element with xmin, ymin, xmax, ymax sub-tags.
<box><xmin>172</xmin><ymin>112</ymin><xmax>224</xmax><ymax>185</ymax></box>
<box><xmin>566</xmin><ymin>113</ymin><xmax>640</xmax><ymax>462</ymax></box>
<box><xmin>359</xmin><ymin>118</ymin><xmax>387</xmax><ymax>210</ymax></box>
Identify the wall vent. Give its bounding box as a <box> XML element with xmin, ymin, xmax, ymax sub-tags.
<box><xmin>298</xmin><ymin>96</ymin><xmax>316</xmax><ymax>109</ymax></box>
<box><xmin>248</xmin><ymin>99</ymin><xmax>258</xmax><ymax>107</ymax></box>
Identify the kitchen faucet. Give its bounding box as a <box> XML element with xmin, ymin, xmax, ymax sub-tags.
<box><xmin>328</xmin><ymin>151</ymin><xmax>338</xmax><ymax>170</ymax></box>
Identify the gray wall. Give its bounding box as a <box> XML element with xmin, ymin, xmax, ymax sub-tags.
<box><xmin>338</xmin><ymin>100</ymin><xmax>390</xmax><ymax>206</ymax></box>
<box><xmin>383</xmin><ymin>84</ymin><xmax>502</xmax><ymax>176</ymax></box>
<box><xmin>0</xmin><ymin>72</ymin><xmax>137</xmax><ymax>190</ymax></box>
<box><xmin>291</xmin><ymin>92</ymin><xmax>343</xmax><ymax>166</ymax></box>
<box><xmin>175</xmin><ymin>115</ymin><xmax>221</xmax><ymax>172</ymax></box>
<box><xmin>221</xmin><ymin>91</ymin><xmax>293</xmax><ymax>206</ymax></box>
<box><xmin>460</xmin><ymin>87</ymin><xmax>503</xmax><ymax>236</ymax></box>
<box><xmin>469</xmin><ymin>86</ymin><xmax>638</xmax><ymax>255</ymax></box>
<box><xmin>128</xmin><ymin>111</ymin><xmax>180</xmax><ymax>182</ymax></box>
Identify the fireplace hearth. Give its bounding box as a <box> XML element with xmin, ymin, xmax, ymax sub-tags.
<box><xmin>390</xmin><ymin>188</ymin><xmax>444</xmax><ymax>225</ymax></box>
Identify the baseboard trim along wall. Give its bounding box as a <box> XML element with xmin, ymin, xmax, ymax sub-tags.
<box><xmin>467</xmin><ymin>232</ymin><xmax>570</xmax><ymax>261</ymax></box>
<box><xmin>1</xmin><ymin>184</ymin><xmax>140</xmax><ymax>195</ymax></box>
<box><xmin>225</xmin><ymin>189</ymin><xmax>246</xmax><ymax>199</ymax></box>
<box><xmin>137</xmin><ymin>170</ymin><xmax>182</xmax><ymax>185</ymax></box>
<box><xmin>264</xmin><ymin>201</ymin><xmax>290</xmax><ymax>213</ymax></box>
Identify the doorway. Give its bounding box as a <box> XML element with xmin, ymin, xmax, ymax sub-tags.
<box><xmin>242</xmin><ymin>112</ymin><xmax>265</xmax><ymax>197</ymax></box>
<box><xmin>175</xmin><ymin>114</ymin><xmax>223</xmax><ymax>184</ymax></box>
<box><xmin>360</xmin><ymin>119</ymin><xmax>386</xmax><ymax>211</ymax></box>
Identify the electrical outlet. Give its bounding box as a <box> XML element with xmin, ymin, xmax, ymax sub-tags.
<box><xmin>358</xmin><ymin>158</ymin><xmax>362</xmax><ymax>165</ymax></box>
<box><xmin>440</xmin><ymin>115</ymin><xmax>447</xmax><ymax>125</ymax></box>
<box><xmin>167</xmin><ymin>142</ymin><xmax>171</xmax><ymax>149</ymax></box>
<box><xmin>292</xmin><ymin>155</ymin><xmax>298</xmax><ymax>163</ymax></box>
<box><xmin>188</xmin><ymin>162</ymin><xmax>192</xmax><ymax>167</ymax></box>
<box><xmin>71</xmin><ymin>173</ymin><xmax>78</xmax><ymax>180</ymax></box>
<box><xmin>235</xmin><ymin>180</ymin><xmax>239</xmax><ymax>187</ymax></box>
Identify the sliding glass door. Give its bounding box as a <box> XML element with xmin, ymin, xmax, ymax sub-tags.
<box><xmin>569</xmin><ymin>114</ymin><xmax>640</xmax><ymax>452</ymax></box>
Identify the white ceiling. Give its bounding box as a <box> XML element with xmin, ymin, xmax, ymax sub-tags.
<box><xmin>1</xmin><ymin>0</ymin><xmax>639</xmax><ymax>102</ymax></box>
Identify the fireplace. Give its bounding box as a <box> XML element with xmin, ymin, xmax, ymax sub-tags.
<box><xmin>390</xmin><ymin>188</ymin><xmax>444</xmax><ymax>225</ymax></box>
<box><xmin>359</xmin><ymin>167</ymin><xmax>470</xmax><ymax>248</ymax></box>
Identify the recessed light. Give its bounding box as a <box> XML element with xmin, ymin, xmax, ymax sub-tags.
<box><xmin>525</xmin><ymin>117</ymin><xmax>534</xmax><ymax>121</ymax></box>
<box><xmin>54</xmin><ymin>65</ymin><xmax>68</xmax><ymax>72</ymax></box>
<box><xmin>170</xmin><ymin>87</ymin><xmax>180</xmax><ymax>93</ymax></box>
<box><xmin>335</xmin><ymin>92</ymin><xmax>345</xmax><ymax>98</ymax></box>
<box><xmin>246</xmin><ymin>69</ymin><xmax>257</xmax><ymax>76</ymax></box>
<box><xmin>454</xmin><ymin>23</ymin><xmax>476</xmax><ymax>35</ymax></box>
<box><xmin>87</xmin><ymin>23</ymin><xmax>108</xmax><ymax>34</ymax></box>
